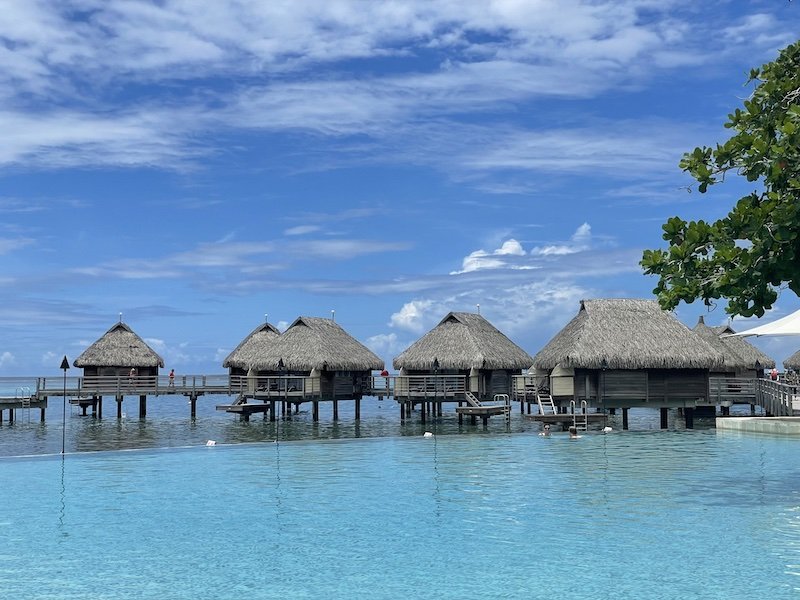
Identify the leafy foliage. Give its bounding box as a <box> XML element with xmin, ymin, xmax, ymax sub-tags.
<box><xmin>642</xmin><ymin>40</ymin><xmax>800</xmax><ymax>317</ymax></box>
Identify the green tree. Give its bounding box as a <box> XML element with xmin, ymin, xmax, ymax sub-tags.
<box><xmin>641</xmin><ymin>40</ymin><xmax>800</xmax><ymax>317</ymax></box>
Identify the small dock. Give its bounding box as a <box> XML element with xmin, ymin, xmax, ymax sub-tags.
<box><xmin>0</xmin><ymin>395</ymin><xmax>47</xmax><ymax>423</ymax></box>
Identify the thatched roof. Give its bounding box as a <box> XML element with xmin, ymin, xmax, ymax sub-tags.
<box><xmin>229</xmin><ymin>316</ymin><xmax>383</xmax><ymax>372</ymax></box>
<box><xmin>784</xmin><ymin>349</ymin><xmax>800</xmax><ymax>371</ymax></box>
<box><xmin>533</xmin><ymin>299</ymin><xmax>724</xmax><ymax>371</ymax></box>
<box><xmin>698</xmin><ymin>318</ymin><xmax>775</xmax><ymax>370</ymax></box>
<box><xmin>393</xmin><ymin>312</ymin><xmax>533</xmax><ymax>371</ymax></box>
<box><xmin>73</xmin><ymin>322</ymin><xmax>164</xmax><ymax>368</ymax></box>
<box><xmin>222</xmin><ymin>322</ymin><xmax>281</xmax><ymax>369</ymax></box>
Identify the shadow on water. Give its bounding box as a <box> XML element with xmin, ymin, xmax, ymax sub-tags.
<box><xmin>0</xmin><ymin>396</ymin><xmax>769</xmax><ymax>458</ymax></box>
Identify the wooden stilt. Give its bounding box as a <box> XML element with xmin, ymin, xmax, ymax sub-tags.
<box><xmin>721</xmin><ymin>405</ymin><xmax>729</xmax><ymax>416</ymax></box>
<box><xmin>190</xmin><ymin>395</ymin><xmax>197</xmax><ymax>418</ymax></box>
<box><xmin>458</xmin><ymin>401</ymin><xmax>463</xmax><ymax>425</ymax></box>
<box><xmin>437</xmin><ymin>402</ymin><xmax>442</xmax><ymax>417</ymax></box>
<box><xmin>684</xmin><ymin>407</ymin><xmax>694</xmax><ymax>429</ymax></box>
<box><xmin>622</xmin><ymin>407</ymin><xmax>629</xmax><ymax>430</ymax></box>
<box><xmin>420</xmin><ymin>403</ymin><xmax>426</xmax><ymax>424</ymax></box>
<box><xmin>333</xmin><ymin>399</ymin><xmax>339</xmax><ymax>421</ymax></box>
<box><xmin>9</xmin><ymin>408</ymin><xmax>14</xmax><ymax>423</ymax></box>
<box><xmin>139</xmin><ymin>395</ymin><xmax>147</xmax><ymax>419</ymax></box>
<box><xmin>660</xmin><ymin>407</ymin><xmax>668</xmax><ymax>429</ymax></box>
<box><xmin>400</xmin><ymin>402</ymin><xmax>405</xmax><ymax>421</ymax></box>
<box><xmin>117</xmin><ymin>398</ymin><xmax>123</xmax><ymax>419</ymax></box>
<box><xmin>270</xmin><ymin>400</ymin><xmax>276</xmax><ymax>422</ymax></box>
<box><xmin>40</xmin><ymin>407</ymin><xmax>45</xmax><ymax>422</ymax></box>
<box><xmin>470</xmin><ymin>415</ymin><xmax>476</xmax><ymax>425</ymax></box>
<box><xmin>355</xmin><ymin>398</ymin><xmax>361</xmax><ymax>420</ymax></box>
<box><xmin>609</xmin><ymin>408</ymin><xmax>616</xmax><ymax>415</ymax></box>
<box><xmin>97</xmin><ymin>397</ymin><xmax>103</xmax><ymax>419</ymax></box>
<box><xmin>750</xmin><ymin>404</ymin><xmax>756</xmax><ymax>415</ymax></box>
<box><xmin>312</xmin><ymin>401</ymin><xmax>319</xmax><ymax>422</ymax></box>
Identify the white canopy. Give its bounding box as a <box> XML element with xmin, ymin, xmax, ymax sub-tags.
<box><xmin>728</xmin><ymin>307</ymin><xmax>800</xmax><ymax>337</ymax></box>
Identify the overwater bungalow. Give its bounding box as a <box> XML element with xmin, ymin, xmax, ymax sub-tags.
<box><xmin>532</xmin><ymin>299</ymin><xmax>724</xmax><ymax>417</ymax></box>
<box><xmin>74</xmin><ymin>321</ymin><xmax>164</xmax><ymax>377</ymax></box>
<box><xmin>219</xmin><ymin>316</ymin><xmax>383</xmax><ymax>421</ymax></box>
<box><xmin>72</xmin><ymin>321</ymin><xmax>165</xmax><ymax>418</ymax></box>
<box><xmin>392</xmin><ymin>312</ymin><xmax>533</xmax><ymax>401</ymax></box>
<box><xmin>693</xmin><ymin>316</ymin><xmax>775</xmax><ymax>378</ymax></box>
<box><xmin>692</xmin><ymin>317</ymin><xmax>775</xmax><ymax>411</ymax></box>
<box><xmin>222</xmin><ymin>321</ymin><xmax>281</xmax><ymax>379</ymax></box>
<box><xmin>783</xmin><ymin>350</ymin><xmax>800</xmax><ymax>382</ymax></box>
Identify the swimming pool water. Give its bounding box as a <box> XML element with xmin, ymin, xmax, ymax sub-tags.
<box><xmin>1</xmin><ymin>429</ymin><xmax>798</xmax><ymax>599</ymax></box>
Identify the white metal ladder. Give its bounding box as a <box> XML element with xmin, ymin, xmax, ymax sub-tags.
<box><xmin>536</xmin><ymin>393</ymin><xmax>557</xmax><ymax>415</ymax></box>
<box><xmin>493</xmin><ymin>394</ymin><xmax>511</xmax><ymax>424</ymax></box>
<box><xmin>570</xmin><ymin>399</ymin><xmax>588</xmax><ymax>431</ymax></box>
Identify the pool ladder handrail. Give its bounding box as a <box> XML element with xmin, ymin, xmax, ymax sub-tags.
<box><xmin>570</xmin><ymin>399</ymin><xmax>588</xmax><ymax>431</ymax></box>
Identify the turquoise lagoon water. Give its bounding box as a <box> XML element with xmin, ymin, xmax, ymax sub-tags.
<box><xmin>2</xmin><ymin>421</ymin><xmax>800</xmax><ymax>599</ymax></box>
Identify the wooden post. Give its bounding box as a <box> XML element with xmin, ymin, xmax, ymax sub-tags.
<box><xmin>355</xmin><ymin>398</ymin><xmax>361</xmax><ymax>421</ymax></box>
<box><xmin>139</xmin><ymin>395</ymin><xmax>147</xmax><ymax>418</ymax></box>
<box><xmin>684</xmin><ymin>407</ymin><xmax>694</xmax><ymax>429</ymax></box>
<box><xmin>333</xmin><ymin>399</ymin><xmax>339</xmax><ymax>421</ymax></box>
<box><xmin>8</xmin><ymin>408</ymin><xmax>13</xmax><ymax>423</ymax></box>
<box><xmin>622</xmin><ymin>407</ymin><xmax>629</xmax><ymax>430</ymax></box>
<box><xmin>270</xmin><ymin>401</ymin><xmax>276</xmax><ymax>422</ymax></box>
<box><xmin>609</xmin><ymin>408</ymin><xmax>616</xmax><ymax>415</ymax></box>
<box><xmin>721</xmin><ymin>405</ymin><xmax>729</xmax><ymax>416</ymax></box>
<box><xmin>97</xmin><ymin>396</ymin><xmax>103</xmax><ymax>419</ymax></box>
<box><xmin>312</xmin><ymin>401</ymin><xmax>319</xmax><ymax>422</ymax></box>
<box><xmin>0</xmin><ymin>408</ymin><xmax>4</xmax><ymax>423</ymax></box>
<box><xmin>190</xmin><ymin>395</ymin><xmax>197</xmax><ymax>418</ymax></box>
<box><xmin>458</xmin><ymin>401</ymin><xmax>463</xmax><ymax>425</ymax></box>
<box><xmin>40</xmin><ymin>407</ymin><xmax>46</xmax><ymax>422</ymax></box>
<box><xmin>117</xmin><ymin>398</ymin><xmax>123</xmax><ymax>419</ymax></box>
<box><xmin>660</xmin><ymin>407</ymin><xmax>668</xmax><ymax>429</ymax></box>
<box><xmin>420</xmin><ymin>403</ymin><xmax>426</xmax><ymax>424</ymax></box>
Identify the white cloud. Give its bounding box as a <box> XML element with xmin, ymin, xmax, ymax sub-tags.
<box><xmin>41</xmin><ymin>351</ymin><xmax>57</xmax><ymax>366</ymax></box>
<box><xmin>390</xmin><ymin>299</ymin><xmax>435</xmax><ymax>333</ymax></box>
<box><xmin>531</xmin><ymin>223</ymin><xmax>592</xmax><ymax>256</ymax></box>
<box><xmin>284</xmin><ymin>225</ymin><xmax>321</xmax><ymax>236</ymax></box>
<box><xmin>0</xmin><ymin>351</ymin><xmax>16</xmax><ymax>368</ymax></box>
<box><xmin>453</xmin><ymin>238</ymin><xmax>527</xmax><ymax>274</ymax></box>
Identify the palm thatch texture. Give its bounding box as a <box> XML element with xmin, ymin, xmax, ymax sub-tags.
<box><xmin>533</xmin><ymin>299</ymin><xmax>724</xmax><ymax>371</ymax></box>
<box><xmin>393</xmin><ymin>312</ymin><xmax>533</xmax><ymax>371</ymax></box>
<box><xmin>224</xmin><ymin>317</ymin><xmax>383</xmax><ymax>372</ymax></box>
<box><xmin>222</xmin><ymin>322</ymin><xmax>281</xmax><ymax>371</ymax></box>
<box><xmin>784</xmin><ymin>349</ymin><xmax>800</xmax><ymax>371</ymax></box>
<box><xmin>73</xmin><ymin>322</ymin><xmax>164</xmax><ymax>368</ymax></box>
<box><xmin>693</xmin><ymin>316</ymin><xmax>775</xmax><ymax>371</ymax></box>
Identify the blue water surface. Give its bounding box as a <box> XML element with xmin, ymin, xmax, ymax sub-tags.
<box><xmin>1</xmin><ymin>428</ymin><xmax>799</xmax><ymax>599</ymax></box>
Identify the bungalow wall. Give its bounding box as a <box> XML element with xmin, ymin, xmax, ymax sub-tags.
<box><xmin>572</xmin><ymin>368</ymin><xmax>709</xmax><ymax>407</ymax></box>
<box><xmin>82</xmin><ymin>366</ymin><xmax>159</xmax><ymax>377</ymax></box>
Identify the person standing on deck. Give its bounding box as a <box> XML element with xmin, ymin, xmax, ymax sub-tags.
<box><xmin>169</xmin><ymin>369</ymin><xmax>175</xmax><ymax>387</ymax></box>
<box><xmin>770</xmin><ymin>367</ymin><xmax>779</xmax><ymax>381</ymax></box>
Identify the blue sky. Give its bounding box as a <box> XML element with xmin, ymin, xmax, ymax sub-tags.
<box><xmin>2</xmin><ymin>0</ymin><xmax>800</xmax><ymax>375</ymax></box>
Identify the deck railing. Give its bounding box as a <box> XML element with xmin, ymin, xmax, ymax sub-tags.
<box><xmin>708</xmin><ymin>377</ymin><xmax>757</xmax><ymax>405</ymax></box>
<box><xmin>754</xmin><ymin>379</ymin><xmax>800</xmax><ymax>416</ymax></box>
<box><xmin>389</xmin><ymin>375</ymin><xmax>466</xmax><ymax>399</ymax></box>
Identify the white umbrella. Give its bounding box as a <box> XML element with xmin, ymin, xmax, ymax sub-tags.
<box><xmin>727</xmin><ymin>307</ymin><xmax>800</xmax><ymax>337</ymax></box>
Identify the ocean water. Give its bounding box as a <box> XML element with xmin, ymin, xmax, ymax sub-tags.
<box><xmin>1</xmin><ymin>398</ymin><xmax>796</xmax><ymax>599</ymax></box>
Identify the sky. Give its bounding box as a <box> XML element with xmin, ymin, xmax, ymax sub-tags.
<box><xmin>2</xmin><ymin>0</ymin><xmax>800</xmax><ymax>376</ymax></box>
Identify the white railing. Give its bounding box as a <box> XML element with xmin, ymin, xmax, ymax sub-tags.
<box><xmin>390</xmin><ymin>375</ymin><xmax>466</xmax><ymax>399</ymax></box>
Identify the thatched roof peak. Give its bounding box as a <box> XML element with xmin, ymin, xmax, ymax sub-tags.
<box><xmin>74</xmin><ymin>321</ymin><xmax>164</xmax><ymax>368</ymax></box>
<box><xmin>784</xmin><ymin>349</ymin><xmax>800</xmax><ymax>370</ymax></box>
<box><xmin>224</xmin><ymin>316</ymin><xmax>383</xmax><ymax>372</ymax></box>
<box><xmin>222</xmin><ymin>321</ymin><xmax>281</xmax><ymax>369</ymax></box>
<box><xmin>533</xmin><ymin>299</ymin><xmax>724</xmax><ymax>370</ymax></box>
<box><xmin>693</xmin><ymin>318</ymin><xmax>775</xmax><ymax>370</ymax></box>
<box><xmin>393</xmin><ymin>311</ymin><xmax>533</xmax><ymax>371</ymax></box>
